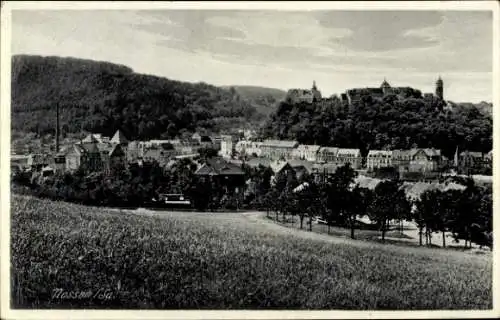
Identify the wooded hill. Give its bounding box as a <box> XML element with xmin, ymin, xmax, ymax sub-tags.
<box><xmin>11</xmin><ymin>55</ymin><xmax>278</xmax><ymax>141</ymax></box>
<box><xmin>261</xmin><ymin>94</ymin><xmax>492</xmax><ymax>160</ymax></box>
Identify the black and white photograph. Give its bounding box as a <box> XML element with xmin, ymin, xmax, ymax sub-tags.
<box><xmin>1</xmin><ymin>1</ymin><xmax>498</xmax><ymax>319</ymax></box>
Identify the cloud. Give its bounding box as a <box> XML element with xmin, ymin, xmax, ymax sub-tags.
<box><xmin>316</xmin><ymin>11</ymin><xmax>445</xmax><ymax>52</ymax></box>
<box><xmin>10</xmin><ymin>9</ymin><xmax>493</xmax><ymax>103</ymax></box>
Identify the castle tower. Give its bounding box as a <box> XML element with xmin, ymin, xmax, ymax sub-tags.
<box><xmin>311</xmin><ymin>80</ymin><xmax>322</xmax><ymax>101</ymax></box>
<box><xmin>381</xmin><ymin>78</ymin><xmax>391</xmax><ymax>95</ymax></box>
<box><xmin>435</xmin><ymin>76</ymin><xmax>444</xmax><ymax>100</ymax></box>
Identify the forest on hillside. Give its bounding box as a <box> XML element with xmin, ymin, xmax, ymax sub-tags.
<box><xmin>261</xmin><ymin>94</ymin><xmax>492</xmax><ymax>159</ymax></box>
<box><xmin>11</xmin><ymin>55</ymin><xmax>277</xmax><ymax>141</ymax></box>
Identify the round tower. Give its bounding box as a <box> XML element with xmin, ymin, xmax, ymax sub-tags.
<box><xmin>435</xmin><ymin>76</ymin><xmax>443</xmax><ymax>100</ymax></box>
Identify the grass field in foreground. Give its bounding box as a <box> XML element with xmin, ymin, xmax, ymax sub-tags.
<box><xmin>11</xmin><ymin>195</ymin><xmax>492</xmax><ymax>310</ymax></box>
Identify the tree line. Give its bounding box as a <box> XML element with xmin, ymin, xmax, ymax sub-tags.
<box><xmin>12</xmin><ymin>159</ymin><xmax>492</xmax><ymax>250</ymax></box>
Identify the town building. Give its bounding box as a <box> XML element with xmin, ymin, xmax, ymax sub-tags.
<box><xmin>260</xmin><ymin>140</ymin><xmax>299</xmax><ymax>160</ymax></box>
<box><xmin>458</xmin><ymin>150</ymin><xmax>489</xmax><ymax>175</ymax></box>
<box><xmin>367</xmin><ymin>150</ymin><xmax>393</xmax><ymax>170</ymax></box>
<box><xmin>285</xmin><ymin>81</ymin><xmax>322</xmax><ymax>104</ymax></box>
<box><xmin>408</xmin><ymin>148</ymin><xmax>441</xmax><ymax>172</ymax></box>
<box><xmin>269</xmin><ymin>159</ymin><xmax>294</xmax><ymax>176</ymax></box>
<box><xmin>335</xmin><ymin>148</ymin><xmax>362</xmax><ymax>169</ymax></box>
<box><xmin>27</xmin><ymin>153</ymin><xmax>51</xmax><ymax>171</ymax></box>
<box><xmin>110</xmin><ymin>129</ymin><xmax>129</xmax><ymax>146</ymax></box>
<box><xmin>142</xmin><ymin>144</ymin><xmax>178</xmax><ymax>167</ymax></box>
<box><xmin>65</xmin><ymin>142</ymin><xmax>103</xmax><ymax>173</ymax></box>
<box><xmin>341</xmin><ymin>78</ymin><xmax>441</xmax><ymax>105</ymax></box>
<box><xmin>292</xmin><ymin>144</ymin><xmax>321</xmax><ymax>162</ymax></box>
<box><xmin>11</xmin><ymin>154</ymin><xmax>30</xmax><ymax>171</ymax></box>
<box><xmin>235</xmin><ymin>140</ymin><xmax>263</xmax><ymax>157</ymax></box>
<box><xmin>220</xmin><ymin>135</ymin><xmax>235</xmax><ymax>159</ymax></box>
<box><xmin>392</xmin><ymin>149</ymin><xmax>414</xmax><ymax>171</ymax></box>
<box><xmin>126</xmin><ymin>141</ymin><xmax>142</xmax><ymax>163</ymax></box>
<box><xmin>317</xmin><ymin>147</ymin><xmax>339</xmax><ymax>163</ymax></box>
<box><xmin>194</xmin><ymin>157</ymin><xmax>246</xmax><ymax>195</ymax></box>
<box><xmin>107</xmin><ymin>144</ymin><xmax>127</xmax><ymax>171</ymax></box>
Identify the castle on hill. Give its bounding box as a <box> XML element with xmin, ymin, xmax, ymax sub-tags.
<box><xmin>285</xmin><ymin>77</ymin><xmax>444</xmax><ymax>105</ymax></box>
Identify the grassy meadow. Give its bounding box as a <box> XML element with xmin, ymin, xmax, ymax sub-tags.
<box><xmin>10</xmin><ymin>195</ymin><xmax>492</xmax><ymax>309</ymax></box>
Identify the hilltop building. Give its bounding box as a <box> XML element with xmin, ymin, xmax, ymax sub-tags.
<box><xmin>285</xmin><ymin>81</ymin><xmax>322</xmax><ymax>104</ymax></box>
<box><xmin>339</xmin><ymin>77</ymin><xmax>443</xmax><ymax>105</ymax></box>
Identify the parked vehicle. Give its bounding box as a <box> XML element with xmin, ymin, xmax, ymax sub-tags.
<box><xmin>152</xmin><ymin>193</ymin><xmax>192</xmax><ymax>209</ymax></box>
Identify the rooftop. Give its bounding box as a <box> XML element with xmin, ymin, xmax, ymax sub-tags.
<box><xmin>195</xmin><ymin>157</ymin><xmax>244</xmax><ymax>176</ymax></box>
<box><xmin>261</xmin><ymin>140</ymin><xmax>298</xmax><ymax>148</ymax></box>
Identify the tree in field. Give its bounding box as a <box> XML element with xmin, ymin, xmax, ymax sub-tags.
<box><xmin>447</xmin><ymin>182</ymin><xmax>492</xmax><ymax>250</ymax></box>
<box><xmin>437</xmin><ymin>189</ymin><xmax>461</xmax><ymax>248</ymax></box>
<box><xmin>412</xmin><ymin>201</ymin><xmax>426</xmax><ymax>246</ymax></box>
<box><xmin>416</xmin><ymin>189</ymin><xmax>441</xmax><ymax>246</ymax></box>
<box><xmin>451</xmin><ymin>185</ymin><xmax>480</xmax><ymax>249</ymax></box>
<box><xmin>351</xmin><ymin>185</ymin><xmax>374</xmax><ymax>237</ymax></box>
<box><xmin>369</xmin><ymin>180</ymin><xmax>409</xmax><ymax>242</ymax></box>
<box><xmin>324</xmin><ymin>163</ymin><xmax>358</xmax><ymax>238</ymax></box>
<box><xmin>474</xmin><ymin>186</ymin><xmax>493</xmax><ymax>250</ymax></box>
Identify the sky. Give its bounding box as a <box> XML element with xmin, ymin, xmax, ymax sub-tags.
<box><xmin>10</xmin><ymin>9</ymin><xmax>494</xmax><ymax>103</ymax></box>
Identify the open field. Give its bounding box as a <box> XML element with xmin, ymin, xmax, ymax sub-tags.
<box><xmin>11</xmin><ymin>195</ymin><xmax>492</xmax><ymax>309</ymax></box>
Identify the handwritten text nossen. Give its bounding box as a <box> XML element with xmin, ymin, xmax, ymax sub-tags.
<box><xmin>51</xmin><ymin>288</ymin><xmax>115</xmax><ymax>300</ymax></box>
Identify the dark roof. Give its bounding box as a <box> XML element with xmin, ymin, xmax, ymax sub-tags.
<box><xmin>195</xmin><ymin>157</ymin><xmax>244</xmax><ymax>176</ymax></box>
<box><xmin>109</xmin><ymin>144</ymin><xmax>126</xmax><ymax>157</ymax></box>
<box><xmin>245</xmin><ymin>157</ymin><xmax>272</xmax><ymax>168</ymax></box>
<box><xmin>80</xmin><ymin>142</ymin><xmax>100</xmax><ymax>154</ymax></box>
<box><xmin>200</xmin><ymin>135</ymin><xmax>213</xmax><ymax>143</ymax></box>
<box><xmin>288</xmin><ymin>159</ymin><xmax>314</xmax><ymax>173</ymax></box>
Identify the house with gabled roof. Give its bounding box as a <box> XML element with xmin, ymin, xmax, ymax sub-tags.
<box><xmin>195</xmin><ymin>157</ymin><xmax>246</xmax><ymax>196</ymax></box>
<box><xmin>65</xmin><ymin>139</ymin><xmax>105</xmax><ymax>173</ymax></box>
<box><xmin>409</xmin><ymin>148</ymin><xmax>441</xmax><ymax>172</ymax></box>
<box><xmin>195</xmin><ymin>157</ymin><xmax>245</xmax><ymax>177</ymax></box>
<box><xmin>458</xmin><ymin>150</ymin><xmax>490</xmax><ymax>175</ymax></box>
<box><xmin>110</xmin><ymin>129</ymin><xmax>129</xmax><ymax>145</ymax></box>
<box><xmin>107</xmin><ymin>144</ymin><xmax>127</xmax><ymax>171</ymax></box>
<box><xmin>269</xmin><ymin>159</ymin><xmax>293</xmax><ymax>175</ymax></box>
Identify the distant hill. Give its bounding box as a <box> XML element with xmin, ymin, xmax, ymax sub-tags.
<box><xmin>223</xmin><ymin>85</ymin><xmax>286</xmax><ymax>116</ymax></box>
<box><xmin>11</xmin><ymin>55</ymin><xmax>276</xmax><ymax>141</ymax></box>
<box><xmin>228</xmin><ymin>85</ymin><xmax>287</xmax><ymax>101</ymax></box>
<box><xmin>454</xmin><ymin>101</ymin><xmax>493</xmax><ymax>117</ymax></box>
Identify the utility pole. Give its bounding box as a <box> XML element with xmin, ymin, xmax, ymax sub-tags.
<box><xmin>55</xmin><ymin>102</ymin><xmax>60</xmax><ymax>153</ymax></box>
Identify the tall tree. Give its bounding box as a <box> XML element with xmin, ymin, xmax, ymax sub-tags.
<box><xmin>369</xmin><ymin>180</ymin><xmax>408</xmax><ymax>242</ymax></box>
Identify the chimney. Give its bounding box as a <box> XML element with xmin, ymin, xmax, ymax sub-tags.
<box><xmin>55</xmin><ymin>102</ymin><xmax>60</xmax><ymax>153</ymax></box>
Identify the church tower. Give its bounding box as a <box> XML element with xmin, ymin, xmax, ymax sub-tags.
<box><xmin>435</xmin><ymin>76</ymin><xmax>444</xmax><ymax>100</ymax></box>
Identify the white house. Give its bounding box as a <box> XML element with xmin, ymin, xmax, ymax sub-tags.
<box><xmin>292</xmin><ymin>145</ymin><xmax>321</xmax><ymax>162</ymax></box>
<box><xmin>367</xmin><ymin>150</ymin><xmax>393</xmax><ymax>170</ymax></box>
<box><xmin>220</xmin><ymin>135</ymin><xmax>234</xmax><ymax>159</ymax></box>
<box><xmin>235</xmin><ymin>140</ymin><xmax>263</xmax><ymax>157</ymax></box>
